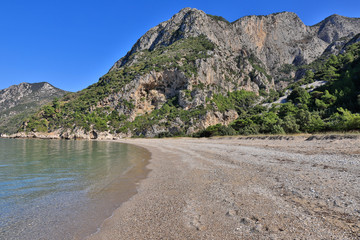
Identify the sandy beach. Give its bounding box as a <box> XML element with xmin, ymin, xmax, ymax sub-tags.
<box><xmin>87</xmin><ymin>135</ymin><xmax>360</xmax><ymax>240</ymax></box>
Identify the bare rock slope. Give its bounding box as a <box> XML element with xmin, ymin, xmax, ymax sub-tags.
<box><xmin>19</xmin><ymin>8</ymin><xmax>360</xmax><ymax>138</ymax></box>
<box><xmin>99</xmin><ymin>8</ymin><xmax>360</xmax><ymax>136</ymax></box>
<box><xmin>0</xmin><ymin>82</ymin><xmax>67</xmax><ymax>134</ymax></box>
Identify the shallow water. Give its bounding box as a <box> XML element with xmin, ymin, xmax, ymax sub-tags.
<box><xmin>0</xmin><ymin>138</ymin><xmax>149</xmax><ymax>240</ymax></box>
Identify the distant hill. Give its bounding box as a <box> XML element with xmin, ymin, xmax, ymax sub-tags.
<box><xmin>0</xmin><ymin>82</ymin><xmax>68</xmax><ymax>134</ymax></box>
<box><xmin>19</xmin><ymin>8</ymin><xmax>360</xmax><ymax>139</ymax></box>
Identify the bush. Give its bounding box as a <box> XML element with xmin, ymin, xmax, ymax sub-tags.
<box><xmin>207</xmin><ymin>14</ymin><xmax>230</xmax><ymax>24</ymax></box>
<box><xmin>281</xmin><ymin>115</ymin><xmax>300</xmax><ymax>133</ymax></box>
<box><xmin>194</xmin><ymin>124</ymin><xmax>236</xmax><ymax>137</ymax></box>
<box><xmin>328</xmin><ymin>108</ymin><xmax>360</xmax><ymax>131</ymax></box>
<box><xmin>288</xmin><ymin>87</ymin><xmax>310</xmax><ymax>105</ymax></box>
<box><xmin>212</xmin><ymin>90</ymin><xmax>258</xmax><ymax>113</ymax></box>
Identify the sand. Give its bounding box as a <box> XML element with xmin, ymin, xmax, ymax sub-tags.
<box><xmin>86</xmin><ymin>135</ymin><xmax>360</xmax><ymax>240</ymax></box>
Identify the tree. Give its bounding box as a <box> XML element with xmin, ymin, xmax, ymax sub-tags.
<box><xmin>322</xmin><ymin>65</ymin><xmax>339</xmax><ymax>81</ymax></box>
<box><xmin>315</xmin><ymin>99</ymin><xmax>328</xmax><ymax>110</ymax></box>
<box><xmin>278</xmin><ymin>102</ymin><xmax>297</xmax><ymax>118</ymax></box>
<box><xmin>52</xmin><ymin>98</ymin><xmax>60</xmax><ymax>112</ymax></box>
<box><xmin>43</xmin><ymin>106</ymin><xmax>55</xmax><ymax>118</ymax></box>
<box><xmin>296</xmin><ymin>109</ymin><xmax>325</xmax><ymax>132</ymax></box>
<box><xmin>281</xmin><ymin>115</ymin><xmax>300</xmax><ymax>133</ymax></box>
<box><xmin>321</xmin><ymin>90</ymin><xmax>337</xmax><ymax>105</ymax></box>
<box><xmin>259</xmin><ymin>112</ymin><xmax>282</xmax><ymax>133</ymax></box>
<box><xmin>288</xmin><ymin>87</ymin><xmax>310</xmax><ymax>105</ymax></box>
<box><xmin>328</xmin><ymin>108</ymin><xmax>360</xmax><ymax>130</ymax></box>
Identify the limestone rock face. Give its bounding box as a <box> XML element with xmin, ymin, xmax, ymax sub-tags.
<box><xmin>112</xmin><ymin>9</ymin><xmax>360</xmax><ymax>78</ymax></box>
<box><xmin>315</xmin><ymin>14</ymin><xmax>360</xmax><ymax>44</ymax></box>
<box><xmin>0</xmin><ymin>82</ymin><xmax>67</xmax><ymax>134</ymax></box>
<box><xmin>101</xmin><ymin>8</ymin><xmax>360</xmax><ymax>135</ymax></box>
<box><xmin>17</xmin><ymin>9</ymin><xmax>360</xmax><ymax>138</ymax></box>
<box><xmin>0</xmin><ymin>82</ymin><xmax>64</xmax><ymax>111</ymax></box>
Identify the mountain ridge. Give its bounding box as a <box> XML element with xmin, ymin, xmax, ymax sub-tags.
<box><xmin>0</xmin><ymin>82</ymin><xmax>68</xmax><ymax>134</ymax></box>
<box><xmin>112</xmin><ymin>8</ymin><xmax>360</xmax><ymax>73</ymax></box>
<box><xmin>16</xmin><ymin>8</ymin><xmax>360</xmax><ymax>139</ymax></box>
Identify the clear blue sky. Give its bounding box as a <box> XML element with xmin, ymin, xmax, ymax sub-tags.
<box><xmin>1</xmin><ymin>0</ymin><xmax>359</xmax><ymax>92</ymax></box>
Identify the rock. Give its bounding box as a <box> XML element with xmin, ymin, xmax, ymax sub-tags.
<box><xmin>226</xmin><ymin>210</ymin><xmax>238</xmax><ymax>216</ymax></box>
<box><xmin>15</xmin><ymin>8</ymin><xmax>360</xmax><ymax>138</ymax></box>
<box><xmin>240</xmin><ymin>217</ymin><xmax>251</xmax><ymax>225</ymax></box>
<box><xmin>112</xmin><ymin>8</ymin><xmax>360</xmax><ymax>84</ymax></box>
<box><xmin>0</xmin><ymin>82</ymin><xmax>67</xmax><ymax>134</ymax></box>
<box><xmin>97</xmin><ymin>8</ymin><xmax>360</xmax><ymax>137</ymax></box>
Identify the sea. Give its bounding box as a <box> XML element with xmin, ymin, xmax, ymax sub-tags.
<box><xmin>0</xmin><ymin>138</ymin><xmax>150</xmax><ymax>240</ymax></box>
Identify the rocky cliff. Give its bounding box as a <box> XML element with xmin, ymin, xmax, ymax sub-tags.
<box><xmin>108</xmin><ymin>8</ymin><xmax>360</xmax><ymax>116</ymax></box>
<box><xmin>0</xmin><ymin>82</ymin><xmax>67</xmax><ymax>134</ymax></box>
<box><xmin>114</xmin><ymin>9</ymin><xmax>360</xmax><ymax>81</ymax></box>
<box><xmin>19</xmin><ymin>8</ymin><xmax>360</xmax><ymax>138</ymax></box>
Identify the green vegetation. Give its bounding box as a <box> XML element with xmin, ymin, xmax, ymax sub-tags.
<box><xmin>122</xmin><ymin>97</ymin><xmax>208</xmax><ymax>137</ymax></box>
<box><xmin>23</xmin><ymin>36</ymin><xmax>215</xmax><ymax>134</ymax></box>
<box><xmin>195</xmin><ymin>42</ymin><xmax>360</xmax><ymax>137</ymax></box>
<box><xmin>261</xmin><ymin>89</ymin><xmax>284</xmax><ymax>103</ymax></box>
<box><xmin>211</xmin><ymin>90</ymin><xmax>258</xmax><ymax>113</ymax></box>
<box><xmin>21</xmin><ymin>37</ymin><xmax>360</xmax><ymax>138</ymax></box>
<box><xmin>207</xmin><ymin>14</ymin><xmax>230</xmax><ymax>24</ymax></box>
<box><xmin>248</xmin><ymin>53</ymin><xmax>272</xmax><ymax>82</ymax></box>
<box><xmin>193</xmin><ymin>124</ymin><xmax>235</xmax><ymax>137</ymax></box>
<box><xmin>237</xmin><ymin>52</ymin><xmax>272</xmax><ymax>82</ymax></box>
<box><xmin>122</xmin><ymin>35</ymin><xmax>215</xmax><ymax>78</ymax></box>
<box><xmin>279</xmin><ymin>64</ymin><xmax>297</xmax><ymax>74</ymax></box>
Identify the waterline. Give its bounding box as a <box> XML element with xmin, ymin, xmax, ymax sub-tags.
<box><xmin>0</xmin><ymin>138</ymin><xmax>150</xmax><ymax>240</ymax></box>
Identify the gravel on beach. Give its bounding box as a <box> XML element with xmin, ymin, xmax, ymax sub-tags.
<box><xmin>87</xmin><ymin>135</ymin><xmax>360</xmax><ymax>240</ymax></box>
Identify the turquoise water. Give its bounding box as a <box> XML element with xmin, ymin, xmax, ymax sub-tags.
<box><xmin>0</xmin><ymin>138</ymin><xmax>149</xmax><ymax>240</ymax></box>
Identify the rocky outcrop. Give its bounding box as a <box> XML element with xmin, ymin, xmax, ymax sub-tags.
<box><xmin>8</xmin><ymin>128</ymin><xmax>130</xmax><ymax>140</ymax></box>
<box><xmin>113</xmin><ymin>9</ymin><xmax>360</xmax><ymax>79</ymax></box>
<box><xmin>0</xmin><ymin>82</ymin><xmax>67</xmax><ymax>134</ymax></box>
<box><xmin>106</xmin><ymin>8</ymin><xmax>360</xmax><ymax>125</ymax></box>
<box><xmin>314</xmin><ymin>14</ymin><xmax>360</xmax><ymax>44</ymax></box>
<box><xmin>17</xmin><ymin>8</ymin><xmax>360</xmax><ymax>137</ymax></box>
<box><xmin>0</xmin><ymin>82</ymin><xmax>66</xmax><ymax>111</ymax></box>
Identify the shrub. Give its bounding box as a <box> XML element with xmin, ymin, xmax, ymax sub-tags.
<box><xmin>328</xmin><ymin>108</ymin><xmax>360</xmax><ymax>131</ymax></box>
<box><xmin>212</xmin><ymin>90</ymin><xmax>258</xmax><ymax>113</ymax></box>
<box><xmin>288</xmin><ymin>87</ymin><xmax>310</xmax><ymax>105</ymax></box>
<box><xmin>194</xmin><ymin>124</ymin><xmax>236</xmax><ymax>137</ymax></box>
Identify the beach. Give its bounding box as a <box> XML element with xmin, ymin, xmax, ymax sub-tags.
<box><xmin>87</xmin><ymin>136</ymin><xmax>360</xmax><ymax>239</ymax></box>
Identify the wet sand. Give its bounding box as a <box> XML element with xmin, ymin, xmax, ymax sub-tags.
<box><xmin>74</xmin><ymin>143</ymin><xmax>151</xmax><ymax>240</ymax></box>
<box><xmin>87</xmin><ymin>136</ymin><xmax>360</xmax><ymax>239</ymax></box>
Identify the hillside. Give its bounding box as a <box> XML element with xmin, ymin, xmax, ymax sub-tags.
<box><xmin>0</xmin><ymin>82</ymin><xmax>67</xmax><ymax>134</ymax></box>
<box><xmin>19</xmin><ymin>8</ymin><xmax>360</xmax><ymax>139</ymax></box>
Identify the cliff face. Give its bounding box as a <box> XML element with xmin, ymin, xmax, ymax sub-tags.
<box><xmin>0</xmin><ymin>82</ymin><xmax>67</xmax><ymax>134</ymax></box>
<box><xmin>113</xmin><ymin>9</ymin><xmax>360</xmax><ymax>76</ymax></box>
<box><xmin>19</xmin><ymin>8</ymin><xmax>360</xmax><ymax>138</ymax></box>
<box><xmin>315</xmin><ymin>14</ymin><xmax>360</xmax><ymax>44</ymax></box>
<box><xmin>105</xmin><ymin>9</ymin><xmax>360</xmax><ymax>133</ymax></box>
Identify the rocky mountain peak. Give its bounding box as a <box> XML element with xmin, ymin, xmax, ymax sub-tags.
<box><xmin>110</xmin><ymin>8</ymin><xmax>210</xmax><ymax>70</ymax></box>
<box><xmin>314</xmin><ymin>14</ymin><xmax>360</xmax><ymax>43</ymax></box>
<box><xmin>235</xmin><ymin>11</ymin><xmax>302</xmax><ymax>23</ymax></box>
<box><xmin>0</xmin><ymin>82</ymin><xmax>66</xmax><ymax>111</ymax></box>
<box><xmin>0</xmin><ymin>82</ymin><xmax>68</xmax><ymax>134</ymax></box>
<box><xmin>112</xmin><ymin>9</ymin><xmax>360</xmax><ymax>75</ymax></box>
<box><xmin>18</xmin><ymin>9</ymin><xmax>360</xmax><ymax>138</ymax></box>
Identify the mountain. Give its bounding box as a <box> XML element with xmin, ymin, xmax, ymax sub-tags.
<box><xmin>0</xmin><ymin>82</ymin><xmax>68</xmax><ymax>134</ymax></box>
<box><xmin>19</xmin><ymin>8</ymin><xmax>360</xmax><ymax>139</ymax></box>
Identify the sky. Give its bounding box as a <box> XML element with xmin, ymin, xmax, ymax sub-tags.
<box><xmin>0</xmin><ymin>0</ymin><xmax>359</xmax><ymax>92</ymax></box>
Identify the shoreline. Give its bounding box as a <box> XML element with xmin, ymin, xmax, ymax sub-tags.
<box><xmin>87</xmin><ymin>136</ymin><xmax>360</xmax><ymax>239</ymax></box>
<box><xmin>0</xmin><ymin>138</ymin><xmax>151</xmax><ymax>240</ymax></box>
<box><xmin>1</xmin><ymin>131</ymin><xmax>359</xmax><ymax>141</ymax></box>
<box><xmin>80</xmin><ymin>141</ymin><xmax>151</xmax><ymax>240</ymax></box>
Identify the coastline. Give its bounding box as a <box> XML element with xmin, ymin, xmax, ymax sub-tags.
<box><xmin>0</xmin><ymin>138</ymin><xmax>151</xmax><ymax>240</ymax></box>
<box><xmin>87</xmin><ymin>136</ymin><xmax>360</xmax><ymax>239</ymax></box>
<box><xmin>76</xmin><ymin>141</ymin><xmax>151</xmax><ymax>240</ymax></box>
